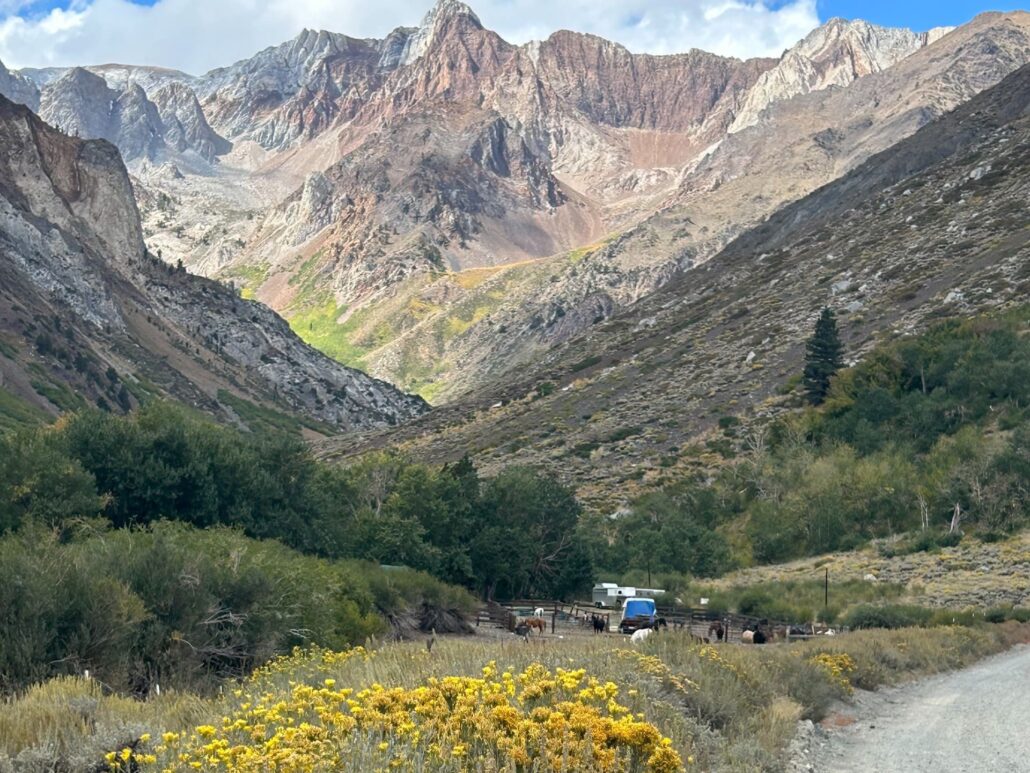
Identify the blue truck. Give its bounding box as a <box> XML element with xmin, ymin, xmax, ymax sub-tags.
<box><xmin>619</xmin><ymin>597</ymin><xmax>657</xmax><ymax>634</ymax></box>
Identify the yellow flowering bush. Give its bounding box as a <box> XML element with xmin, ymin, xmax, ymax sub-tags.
<box><xmin>116</xmin><ymin>648</ymin><xmax>686</xmax><ymax>773</ymax></box>
<box><xmin>807</xmin><ymin>653</ymin><xmax>857</xmax><ymax>694</ymax></box>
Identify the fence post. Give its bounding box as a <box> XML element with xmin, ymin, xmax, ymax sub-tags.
<box><xmin>551</xmin><ymin>603</ymin><xmax>557</xmax><ymax>634</ymax></box>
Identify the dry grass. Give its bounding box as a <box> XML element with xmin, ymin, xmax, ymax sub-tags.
<box><xmin>2</xmin><ymin>624</ymin><xmax>1027</xmax><ymax>772</ymax></box>
<box><xmin>715</xmin><ymin>532</ymin><xmax>1030</xmax><ymax>610</ymax></box>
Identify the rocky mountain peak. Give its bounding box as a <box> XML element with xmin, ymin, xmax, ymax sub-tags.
<box><xmin>425</xmin><ymin>0</ymin><xmax>482</xmax><ymax>28</ymax></box>
<box><xmin>728</xmin><ymin>17</ymin><xmax>932</xmax><ymax>133</ymax></box>
<box><xmin>150</xmin><ymin>81</ymin><xmax>230</xmax><ymax>161</ymax></box>
<box><xmin>0</xmin><ymin>58</ymin><xmax>40</xmax><ymax>111</ymax></box>
<box><xmin>399</xmin><ymin>0</ymin><xmax>486</xmax><ymax>66</ymax></box>
<box><xmin>40</xmin><ymin>67</ymin><xmax>117</xmax><ymax>141</ymax></box>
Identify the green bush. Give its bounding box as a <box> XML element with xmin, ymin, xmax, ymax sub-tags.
<box><xmin>879</xmin><ymin>530</ymin><xmax>964</xmax><ymax>558</ymax></box>
<box><xmin>841</xmin><ymin>604</ymin><xmax>934</xmax><ymax>630</ymax></box>
<box><xmin>0</xmin><ymin>522</ymin><xmax>473</xmax><ymax>694</ymax></box>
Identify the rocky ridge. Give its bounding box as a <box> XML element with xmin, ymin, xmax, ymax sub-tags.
<box><xmin>34</xmin><ymin>67</ymin><xmax>230</xmax><ymax>163</ymax></box>
<box><xmin>0</xmin><ymin>95</ymin><xmax>425</xmax><ymax>433</ymax></box>
<box><xmin>728</xmin><ymin>18</ymin><xmax>951</xmax><ymax>134</ymax></box>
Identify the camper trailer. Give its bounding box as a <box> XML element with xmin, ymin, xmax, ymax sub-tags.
<box><xmin>592</xmin><ymin>583</ymin><xmax>666</xmax><ymax>608</ymax></box>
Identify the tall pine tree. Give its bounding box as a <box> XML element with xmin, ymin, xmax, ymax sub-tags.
<box><xmin>803</xmin><ymin>307</ymin><xmax>844</xmax><ymax>404</ymax></box>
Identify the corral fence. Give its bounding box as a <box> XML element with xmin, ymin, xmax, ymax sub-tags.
<box><xmin>478</xmin><ymin>599</ymin><xmax>835</xmax><ymax>642</ymax></box>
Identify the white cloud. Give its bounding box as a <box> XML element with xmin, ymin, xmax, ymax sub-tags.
<box><xmin>0</xmin><ymin>0</ymin><xmax>820</xmax><ymax>74</ymax></box>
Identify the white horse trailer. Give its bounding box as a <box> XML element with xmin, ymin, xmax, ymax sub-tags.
<box><xmin>592</xmin><ymin>583</ymin><xmax>666</xmax><ymax>608</ymax></box>
<box><xmin>592</xmin><ymin>583</ymin><xmax>622</xmax><ymax>607</ymax></box>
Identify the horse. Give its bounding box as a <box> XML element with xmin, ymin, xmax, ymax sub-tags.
<box><xmin>741</xmin><ymin>629</ymin><xmax>755</xmax><ymax>644</ymax></box>
<box><xmin>533</xmin><ymin>607</ymin><xmax>545</xmax><ymax>618</ymax></box>
<box><xmin>591</xmin><ymin>614</ymin><xmax>607</xmax><ymax>634</ymax></box>
<box><xmin>707</xmin><ymin>621</ymin><xmax>725</xmax><ymax>642</ymax></box>
<box><xmin>630</xmin><ymin>617</ymin><xmax>667</xmax><ymax>644</ymax></box>
<box><xmin>525</xmin><ymin>617</ymin><xmax>547</xmax><ymax>635</ymax></box>
<box><xmin>630</xmin><ymin>627</ymin><xmax>654</xmax><ymax>644</ymax></box>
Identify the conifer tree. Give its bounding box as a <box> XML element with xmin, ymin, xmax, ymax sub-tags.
<box><xmin>803</xmin><ymin>307</ymin><xmax>844</xmax><ymax>404</ymax></box>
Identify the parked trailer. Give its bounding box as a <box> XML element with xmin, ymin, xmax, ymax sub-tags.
<box><xmin>592</xmin><ymin>583</ymin><xmax>666</xmax><ymax>608</ymax></box>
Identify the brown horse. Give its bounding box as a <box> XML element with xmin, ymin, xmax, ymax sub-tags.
<box><xmin>525</xmin><ymin>617</ymin><xmax>547</xmax><ymax>635</ymax></box>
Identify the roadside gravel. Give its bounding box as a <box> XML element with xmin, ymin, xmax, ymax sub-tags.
<box><xmin>793</xmin><ymin>644</ymin><xmax>1030</xmax><ymax>772</ymax></box>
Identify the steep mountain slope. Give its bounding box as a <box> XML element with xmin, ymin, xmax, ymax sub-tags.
<box><xmin>319</xmin><ymin>62</ymin><xmax>1030</xmax><ymax>509</ymax></box>
<box><xmin>0</xmin><ymin>95</ymin><xmax>425</xmax><ymax>433</ymax></box>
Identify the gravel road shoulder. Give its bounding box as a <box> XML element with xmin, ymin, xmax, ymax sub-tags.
<box><xmin>791</xmin><ymin>644</ymin><xmax>1030</xmax><ymax>773</ymax></box>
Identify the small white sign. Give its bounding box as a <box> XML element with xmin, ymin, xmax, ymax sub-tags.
<box><xmin>700</xmin><ymin>598</ymin><xmax>709</xmax><ymax>605</ymax></box>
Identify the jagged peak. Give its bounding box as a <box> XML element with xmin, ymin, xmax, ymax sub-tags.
<box><xmin>421</xmin><ymin>0</ymin><xmax>482</xmax><ymax>29</ymax></box>
<box><xmin>397</xmin><ymin>0</ymin><xmax>485</xmax><ymax>66</ymax></box>
<box><xmin>58</xmin><ymin>66</ymin><xmax>109</xmax><ymax>85</ymax></box>
<box><xmin>119</xmin><ymin>81</ymin><xmax>149</xmax><ymax>99</ymax></box>
<box><xmin>728</xmin><ymin>15</ymin><xmax>934</xmax><ymax>134</ymax></box>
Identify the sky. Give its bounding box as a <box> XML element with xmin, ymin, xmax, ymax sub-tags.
<box><xmin>0</xmin><ymin>0</ymin><xmax>1024</xmax><ymax>75</ymax></box>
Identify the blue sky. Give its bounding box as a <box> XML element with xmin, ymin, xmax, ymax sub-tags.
<box><xmin>0</xmin><ymin>0</ymin><xmax>1024</xmax><ymax>73</ymax></box>
<box><xmin>818</xmin><ymin>0</ymin><xmax>1026</xmax><ymax>29</ymax></box>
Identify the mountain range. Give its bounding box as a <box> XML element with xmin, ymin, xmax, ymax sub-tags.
<box><xmin>321</xmin><ymin>60</ymin><xmax>1030</xmax><ymax>510</ymax></box>
<box><xmin>0</xmin><ymin>0</ymin><xmax>1027</xmax><ymax>494</ymax></box>
<box><xmin>4</xmin><ymin>2</ymin><xmax>1025</xmax><ymax>405</ymax></box>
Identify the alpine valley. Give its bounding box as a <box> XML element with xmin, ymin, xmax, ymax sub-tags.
<box><xmin>0</xmin><ymin>0</ymin><xmax>1027</xmax><ymax>481</ymax></box>
<box><xmin>4</xmin><ymin>4</ymin><xmax>1030</xmax><ymax>769</ymax></box>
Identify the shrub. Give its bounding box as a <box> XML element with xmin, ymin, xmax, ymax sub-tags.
<box><xmin>0</xmin><ymin>522</ymin><xmax>473</xmax><ymax>694</ymax></box>
<box><xmin>841</xmin><ymin>604</ymin><xmax>934</xmax><ymax>630</ymax></box>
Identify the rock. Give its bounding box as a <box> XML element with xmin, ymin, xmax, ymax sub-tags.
<box><xmin>0</xmin><ymin>94</ymin><xmax>426</xmax><ymax>432</ymax></box>
<box><xmin>150</xmin><ymin>81</ymin><xmax>230</xmax><ymax>161</ymax></box>
<box><xmin>0</xmin><ymin>58</ymin><xmax>39</xmax><ymax>111</ymax></box>
<box><xmin>730</xmin><ymin>18</ymin><xmax>936</xmax><ymax>133</ymax></box>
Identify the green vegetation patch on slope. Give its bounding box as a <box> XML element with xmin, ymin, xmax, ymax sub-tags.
<box><xmin>585</xmin><ymin>307</ymin><xmax>1030</xmax><ymax>577</ymax></box>
<box><xmin>288</xmin><ymin>298</ymin><xmax>375</xmax><ymax>369</ymax></box>
<box><xmin>0</xmin><ymin>387</ymin><xmax>49</xmax><ymax>433</ymax></box>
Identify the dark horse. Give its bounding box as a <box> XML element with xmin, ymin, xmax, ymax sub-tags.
<box><xmin>591</xmin><ymin>614</ymin><xmax>607</xmax><ymax>634</ymax></box>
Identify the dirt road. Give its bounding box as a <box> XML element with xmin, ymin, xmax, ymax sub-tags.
<box><xmin>800</xmin><ymin>645</ymin><xmax>1030</xmax><ymax>772</ymax></box>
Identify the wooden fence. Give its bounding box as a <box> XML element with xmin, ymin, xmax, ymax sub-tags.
<box><xmin>477</xmin><ymin>599</ymin><xmax>827</xmax><ymax>642</ymax></box>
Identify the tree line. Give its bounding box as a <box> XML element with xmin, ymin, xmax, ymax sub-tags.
<box><xmin>0</xmin><ymin>403</ymin><xmax>592</xmax><ymax>601</ymax></box>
